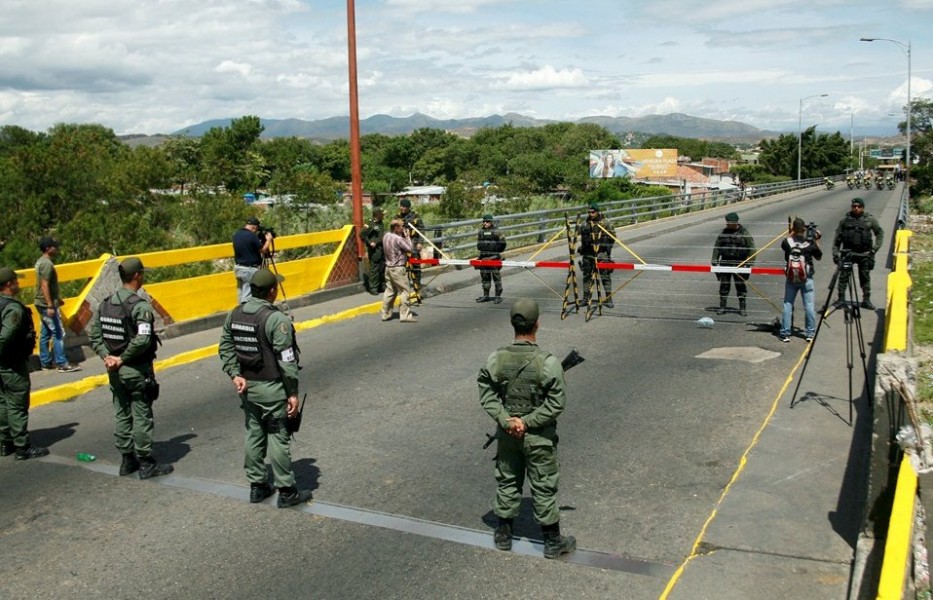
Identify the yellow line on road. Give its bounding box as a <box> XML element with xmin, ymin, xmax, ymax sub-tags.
<box><xmin>31</xmin><ymin>302</ymin><xmax>382</xmax><ymax>408</ymax></box>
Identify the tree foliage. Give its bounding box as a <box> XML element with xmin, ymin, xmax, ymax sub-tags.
<box><xmin>758</xmin><ymin>126</ymin><xmax>849</xmax><ymax>179</ymax></box>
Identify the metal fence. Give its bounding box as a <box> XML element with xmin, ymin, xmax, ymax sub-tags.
<box><xmin>420</xmin><ymin>178</ymin><xmax>825</xmax><ymax>258</ymax></box>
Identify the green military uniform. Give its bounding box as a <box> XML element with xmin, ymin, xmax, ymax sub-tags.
<box><xmin>476</xmin><ymin>215</ymin><xmax>506</xmax><ymax>303</ymax></box>
<box><xmin>396</xmin><ymin>203</ymin><xmax>424</xmax><ymax>304</ymax></box>
<box><xmin>0</xmin><ymin>271</ymin><xmax>43</xmax><ymax>459</ymax></box>
<box><xmin>89</xmin><ymin>287</ymin><xmax>165</xmax><ymax>472</ymax></box>
<box><xmin>711</xmin><ymin>212</ymin><xmax>755</xmax><ymax>315</ymax></box>
<box><xmin>832</xmin><ymin>200</ymin><xmax>884</xmax><ymax>308</ymax></box>
<box><xmin>218</xmin><ymin>296</ymin><xmax>300</xmax><ymax>491</ymax></box>
<box><xmin>360</xmin><ymin>211</ymin><xmax>386</xmax><ymax>295</ymax></box>
<box><xmin>578</xmin><ymin>203</ymin><xmax>615</xmax><ymax>306</ymax></box>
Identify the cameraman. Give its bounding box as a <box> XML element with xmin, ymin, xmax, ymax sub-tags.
<box><xmin>233</xmin><ymin>216</ymin><xmax>274</xmax><ymax>304</ymax></box>
<box><xmin>779</xmin><ymin>218</ymin><xmax>823</xmax><ymax>343</ymax></box>
<box><xmin>832</xmin><ymin>198</ymin><xmax>884</xmax><ymax>309</ymax></box>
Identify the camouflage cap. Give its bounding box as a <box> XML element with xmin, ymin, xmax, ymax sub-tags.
<box><xmin>510</xmin><ymin>298</ymin><xmax>539</xmax><ymax>328</ymax></box>
<box><xmin>251</xmin><ymin>268</ymin><xmax>284</xmax><ymax>288</ymax></box>
<box><xmin>119</xmin><ymin>257</ymin><xmax>146</xmax><ymax>276</ymax></box>
<box><xmin>0</xmin><ymin>267</ymin><xmax>23</xmax><ymax>285</ymax></box>
<box><xmin>725</xmin><ymin>212</ymin><xmax>739</xmax><ymax>223</ymax></box>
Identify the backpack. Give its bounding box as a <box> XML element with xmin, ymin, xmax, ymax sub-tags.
<box><xmin>785</xmin><ymin>238</ymin><xmax>808</xmax><ymax>283</ymax></box>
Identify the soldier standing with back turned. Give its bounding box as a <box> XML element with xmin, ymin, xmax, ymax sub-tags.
<box><xmin>218</xmin><ymin>268</ymin><xmax>312</xmax><ymax>508</ymax></box>
<box><xmin>478</xmin><ymin>298</ymin><xmax>576</xmax><ymax>559</ymax></box>
<box><xmin>89</xmin><ymin>257</ymin><xmax>173</xmax><ymax>478</ymax></box>
<box><xmin>0</xmin><ymin>267</ymin><xmax>48</xmax><ymax>460</ymax></box>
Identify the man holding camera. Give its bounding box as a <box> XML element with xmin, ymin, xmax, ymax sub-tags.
<box><xmin>779</xmin><ymin>218</ymin><xmax>823</xmax><ymax>343</ymax></box>
<box><xmin>233</xmin><ymin>216</ymin><xmax>274</xmax><ymax>304</ymax></box>
<box><xmin>832</xmin><ymin>198</ymin><xmax>884</xmax><ymax>309</ymax></box>
<box><xmin>218</xmin><ymin>268</ymin><xmax>312</xmax><ymax>508</ymax></box>
<box><xmin>89</xmin><ymin>257</ymin><xmax>173</xmax><ymax>479</ymax></box>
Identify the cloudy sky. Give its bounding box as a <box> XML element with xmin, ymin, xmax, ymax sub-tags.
<box><xmin>2</xmin><ymin>0</ymin><xmax>931</xmax><ymax>136</ymax></box>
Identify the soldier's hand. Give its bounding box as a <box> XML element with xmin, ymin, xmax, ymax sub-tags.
<box><xmin>232</xmin><ymin>375</ymin><xmax>247</xmax><ymax>394</ymax></box>
<box><xmin>506</xmin><ymin>416</ymin><xmax>525</xmax><ymax>438</ymax></box>
<box><xmin>286</xmin><ymin>395</ymin><xmax>299</xmax><ymax>418</ymax></box>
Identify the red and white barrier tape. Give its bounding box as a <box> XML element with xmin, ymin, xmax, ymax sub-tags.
<box><xmin>410</xmin><ymin>257</ymin><xmax>785</xmax><ymax>276</ymax></box>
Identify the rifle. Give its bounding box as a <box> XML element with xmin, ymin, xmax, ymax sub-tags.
<box><xmin>482</xmin><ymin>349</ymin><xmax>585</xmax><ymax>448</ymax></box>
<box><xmin>286</xmin><ymin>393</ymin><xmax>308</xmax><ymax>438</ymax></box>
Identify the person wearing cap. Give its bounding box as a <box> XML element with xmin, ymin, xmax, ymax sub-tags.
<box><xmin>475</xmin><ymin>214</ymin><xmax>507</xmax><ymax>304</ymax></box>
<box><xmin>380</xmin><ymin>219</ymin><xmax>417</xmax><ymax>323</ymax></box>
<box><xmin>577</xmin><ymin>202</ymin><xmax>615</xmax><ymax>307</ymax></box>
<box><xmin>779</xmin><ymin>218</ymin><xmax>823</xmax><ymax>343</ymax></box>
<box><xmin>832</xmin><ymin>198</ymin><xmax>884</xmax><ymax>309</ymax></box>
<box><xmin>218</xmin><ymin>268</ymin><xmax>313</xmax><ymax>508</ymax></box>
<box><xmin>0</xmin><ymin>267</ymin><xmax>49</xmax><ymax>460</ymax></box>
<box><xmin>711</xmin><ymin>212</ymin><xmax>756</xmax><ymax>316</ymax></box>
<box><xmin>34</xmin><ymin>237</ymin><xmax>80</xmax><ymax>373</ymax></box>
<box><xmin>89</xmin><ymin>257</ymin><xmax>173</xmax><ymax>478</ymax></box>
<box><xmin>359</xmin><ymin>206</ymin><xmax>386</xmax><ymax>295</ymax></box>
<box><xmin>233</xmin><ymin>216</ymin><xmax>274</xmax><ymax>304</ymax></box>
<box><xmin>477</xmin><ymin>298</ymin><xmax>576</xmax><ymax>559</ymax></box>
<box><xmin>395</xmin><ymin>199</ymin><xmax>424</xmax><ymax>305</ymax></box>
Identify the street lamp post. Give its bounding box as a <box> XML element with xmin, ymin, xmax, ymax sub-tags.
<box><xmin>798</xmin><ymin>94</ymin><xmax>828</xmax><ymax>182</ymax></box>
<box><xmin>861</xmin><ymin>37</ymin><xmax>911</xmax><ymax>185</ymax></box>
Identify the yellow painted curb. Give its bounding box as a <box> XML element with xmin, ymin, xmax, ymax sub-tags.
<box><xmin>31</xmin><ymin>301</ymin><xmax>383</xmax><ymax>408</ymax></box>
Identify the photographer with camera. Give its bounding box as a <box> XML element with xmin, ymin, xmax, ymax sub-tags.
<box><xmin>233</xmin><ymin>216</ymin><xmax>274</xmax><ymax>304</ymax></box>
<box><xmin>832</xmin><ymin>198</ymin><xmax>884</xmax><ymax>309</ymax></box>
<box><xmin>89</xmin><ymin>257</ymin><xmax>173</xmax><ymax>479</ymax></box>
<box><xmin>779</xmin><ymin>218</ymin><xmax>823</xmax><ymax>343</ymax></box>
<box><xmin>218</xmin><ymin>268</ymin><xmax>312</xmax><ymax>508</ymax></box>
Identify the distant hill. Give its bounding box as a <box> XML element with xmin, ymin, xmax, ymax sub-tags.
<box><xmin>120</xmin><ymin>112</ymin><xmax>787</xmax><ymax>146</ymax></box>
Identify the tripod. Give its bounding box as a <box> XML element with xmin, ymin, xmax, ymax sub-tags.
<box><xmin>262</xmin><ymin>238</ymin><xmax>294</xmax><ymax>320</ymax></box>
<box><xmin>789</xmin><ymin>254</ymin><xmax>869</xmax><ymax>425</ymax></box>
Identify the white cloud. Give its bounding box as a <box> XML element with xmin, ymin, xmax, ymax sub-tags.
<box><xmin>496</xmin><ymin>66</ymin><xmax>588</xmax><ymax>91</ymax></box>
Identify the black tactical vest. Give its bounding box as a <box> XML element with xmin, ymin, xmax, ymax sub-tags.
<box><xmin>230</xmin><ymin>304</ymin><xmax>283</xmax><ymax>381</ymax></box>
<box><xmin>99</xmin><ymin>293</ymin><xmax>158</xmax><ymax>363</ymax></box>
<box><xmin>839</xmin><ymin>215</ymin><xmax>873</xmax><ymax>252</ymax></box>
<box><xmin>497</xmin><ymin>344</ymin><xmax>548</xmax><ymax>416</ymax></box>
<box><xmin>0</xmin><ymin>296</ymin><xmax>36</xmax><ymax>367</ymax></box>
<box><xmin>477</xmin><ymin>228</ymin><xmax>505</xmax><ymax>257</ymax></box>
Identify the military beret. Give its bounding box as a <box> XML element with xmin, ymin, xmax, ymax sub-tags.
<box><xmin>510</xmin><ymin>298</ymin><xmax>539</xmax><ymax>327</ymax></box>
<box><xmin>725</xmin><ymin>212</ymin><xmax>739</xmax><ymax>223</ymax></box>
<box><xmin>588</xmin><ymin>202</ymin><xmax>600</xmax><ymax>211</ymax></box>
<box><xmin>399</xmin><ymin>199</ymin><xmax>412</xmax><ymax>208</ymax></box>
<box><xmin>119</xmin><ymin>257</ymin><xmax>146</xmax><ymax>276</ymax></box>
<box><xmin>372</xmin><ymin>206</ymin><xmax>385</xmax><ymax>214</ymax></box>
<box><xmin>38</xmin><ymin>236</ymin><xmax>60</xmax><ymax>251</ymax></box>
<box><xmin>851</xmin><ymin>198</ymin><xmax>864</xmax><ymax>207</ymax></box>
<box><xmin>251</xmin><ymin>268</ymin><xmax>284</xmax><ymax>288</ymax></box>
<box><xmin>482</xmin><ymin>214</ymin><xmax>494</xmax><ymax>221</ymax></box>
<box><xmin>0</xmin><ymin>267</ymin><xmax>23</xmax><ymax>285</ymax></box>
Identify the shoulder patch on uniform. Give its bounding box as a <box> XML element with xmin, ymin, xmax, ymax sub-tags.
<box><xmin>8</xmin><ymin>311</ymin><xmax>21</xmax><ymax>326</ymax></box>
<box><xmin>278</xmin><ymin>322</ymin><xmax>290</xmax><ymax>335</ymax></box>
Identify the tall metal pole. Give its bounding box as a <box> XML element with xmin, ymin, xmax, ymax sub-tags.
<box><xmin>347</xmin><ymin>0</ymin><xmax>365</xmax><ymax>258</ymax></box>
<box><xmin>797</xmin><ymin>94</ymin><xmax>828</xmax><ymax>181</ymax></box>
<box><xmin>860</xmin><ymin>37</ymin><xmax>911</xmax><ymax>187</ymax></box>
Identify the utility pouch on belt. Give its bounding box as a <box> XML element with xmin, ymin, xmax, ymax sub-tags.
<box><xmin>143</xmin><ymin>376</ymin><xmax>160</xmax><ymax>402</ymax></box>
<box><xmin>264</xmin><ymin>415</ymin><xmax>287</xmax><ymax>434</ymax></box>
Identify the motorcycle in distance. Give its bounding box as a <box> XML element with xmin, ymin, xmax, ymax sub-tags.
<box><xmin>876</xmin><ymin>177</ymin><xmax>885</xmax><ymax>190</ymax></box>
<box><xmin>824</xmin><ymin>177</ymin><xmax>835</xmax><ymax>190</ymax></box>
<box><xmin>886</xmin><ymin>176</ymin><xmax>896</xmax><ymax>190</ymax></box>
<box><xmin>846</xmin><ymin>176</ymin><xmax>855</xmax><ymax>189</ymax></box>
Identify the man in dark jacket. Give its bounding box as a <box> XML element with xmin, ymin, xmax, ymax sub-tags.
<box><xmin>577</xmin><ymin>203</ymin><xmax>615</xmax><ymax>307</ymax></box>
<box><xmin>711</xmin><ymin>212</ymin><xmax>756</xmax><ymax>316</ymax></box>
<box><xmin>832</xmin><ymin>198</ymin><xmax>884</xmax><ymax>309</ymax></box>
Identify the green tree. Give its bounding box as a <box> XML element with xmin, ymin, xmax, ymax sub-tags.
<box><xmin>199</xmin><ymin>115</ymin><xmax>265</xmax><ymax>192</ymax></box>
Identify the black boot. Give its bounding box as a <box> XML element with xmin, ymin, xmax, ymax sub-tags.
<box><xmin>475</xmin><ymin>292</ymin><xmax>490</xmax><ymax>303</ymax></box>
<box><xmin>739</xmin><ymin>298</ymin><xmax>747</xmax><ymax>317</ymax></box>
<box><xmin>603</xmin><ymin>296</ymin><xmax>614</xmax><ymax>309</ymax></box>
<box><xmin>0</xmin><ymin>440</ymin><xmax>14</xmax><ymax>457</ymax></box>
<box><xmin>716</xmin><ymin>297</ymin><xmax>727</xmax><ymax>315</ymax></box>
<box><xmin>119</xmin><ymin>452</ymin><xmax>140</xmax><ymax>476</ymax></box>
<box><xmin>277</xmin><ymin>486</ymin><xmax>313</xmax><ymax>508</ymax></box>
<box><xmin>138</xmin><ymin>455</ymin><xmax>173</xmax><ymax>479</ymax></box>
<box><xmin>14</xmin><ymin>445</ymin><xmax>49</xmax><ymax>461</ymax></box>
<box><xmin>493</xmin><ymin>290</ymin><xmax>503</xmax><ymax>304</ymax></box>
<box><xmin>860</xmin><ymin>293</ymin><xmax>875</xmax><ymax>310</ymax></box>
<box><xmin>494</xmin><ymin>518</ymin><xmax>513</xmax><ymax>551</ymax></box>
<box><xmin>541</xmin><ymin>522</ymin><xmax>576</xmax><ymax>559</ymax></box>
<box><xmin>250</xmin><ymin>482</ymin><xmax>274</xmax><ymax>504</ymax></box>
<box><xmin>834</xmin><ymin>292</ymin><xmax>846</xmax><ymax>308</ymax></box>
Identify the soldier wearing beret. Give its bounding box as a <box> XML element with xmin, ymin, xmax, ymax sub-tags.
<box><xmin>396</xmin><ymin>199</ymin><xmax>424</xmax><ymax>305</ymax></box>
<box><xmin>0</xmin><ymin>267</ymin><xmax>48</xmax><ymax>460</ymax></box>
<box><xmin>475</xmin><ymin>214</ymin><xmax>507</xmax><ymax>304</ymax></box>
<box><xmin>832</xmin><ymin>197</ymin><xmax>884</xmax><ymax>309</ymax></box>
<box><xmin>90</xmin><ymin>257</ymin><xmax>173</xmax><ymax>478</ymax></box>
<box><xmin>360</xmin><ymin>207</ymin><xmax>386</xmax><ymax>295</ymax></box>
<box><xmin>219</xmin><ymin>268</ymin><xmax>312</xmax><ymax>508</ymax></box>
<box><xmin>711</xmin><ymin>212</ymin><xmax>756</xmax><ymax>316</ymax></box>
<box><xmin>577</xmin><ymin>202</ymin><xmax>615</xmax><ymax>307</ymax></box>
<box><xmin>477</xmin><ymin>298</ymin><xmax>576</xmax><ymax>559</ymax></box>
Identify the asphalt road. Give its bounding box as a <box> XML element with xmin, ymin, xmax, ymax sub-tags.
<box><xmin>0</xmin><ymin>184</ymin><xmax>898</xmax><ymax>600</ymax></box>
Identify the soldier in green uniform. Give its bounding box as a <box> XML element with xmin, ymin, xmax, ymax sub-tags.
<box><xmin>711</xmin><ymin>212</ymin><xmax>756</xmax><ymax>316</ymax></box>
<box><xmin>477</xmin><ymin>298</ymin><xmax>576</xmax><ymax>559</ymax></box>
<box><xmin>396</xmin><ymin>199</ymin><xmax>424</xmax><ymax>305</ymax></box>
<box><xmin>359</xmin><ymin>207</ymin><xmax>386</xmax><ymax>295</ymax></box>
<box><xmin>578</xmin><ymin>202</ymin><xmax>615</xmax><ymax>307</ymax></box>
<box><xmin>0</xmin><ymin>267</ymin><xmax>48</xmax><ymax>460</ymax></box>
<box><xmin>833</xmin><ymin>197</ymin><xmax>884</xmax><ymax>309</ymax></box>
<box><xmin>475</xmin><ymin>214</ymin><xmax>507</xmax><ymax>304</ymax></box>
<box><xmin>89</xmin><ymin>258</ymin><xmax>173</xmax><ymax>479</ymax></box>
<box><xmin>218</xmin><ymin>268</ymin><xmax>312</xmax><ymax>508</ymax></box>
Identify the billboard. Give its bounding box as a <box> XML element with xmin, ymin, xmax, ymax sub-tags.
<box><xmin>589</xmin><ymin>149</ymin><xmax>678</xmax><ymax>179</ymax></box>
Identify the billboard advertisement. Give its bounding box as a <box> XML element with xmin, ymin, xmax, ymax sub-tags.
<box><xmin>589</xmin><ymin>149</ymin><xmax>678</xmax><ymax>179</ymax></box>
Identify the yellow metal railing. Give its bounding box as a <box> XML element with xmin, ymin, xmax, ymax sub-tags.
<box><xmin>883</xmin><ymin>229</ymin><xmax>913</xmax><ymax>352</ymax></box>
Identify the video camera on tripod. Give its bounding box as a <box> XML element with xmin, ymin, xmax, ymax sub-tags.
<box><xmin>257</xmin><ymin>225</ymin><xmax>277</xmax><ymax>241</ymax></box>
